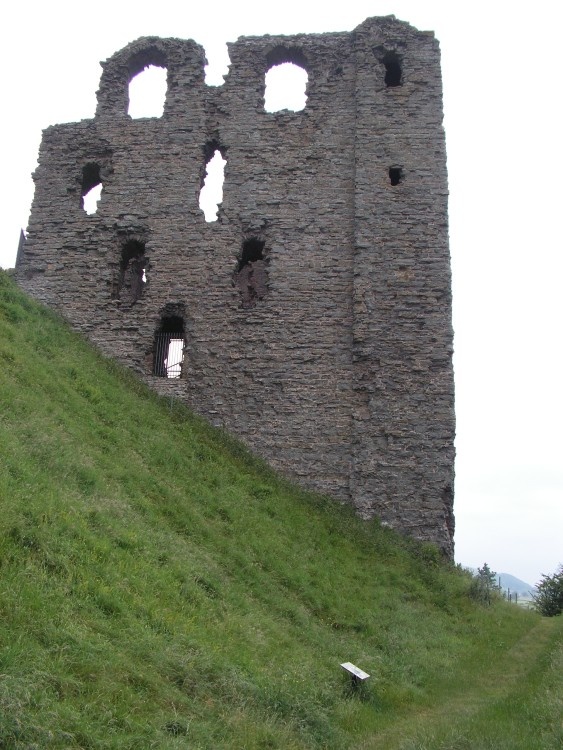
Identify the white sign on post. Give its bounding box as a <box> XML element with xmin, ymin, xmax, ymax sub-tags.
<box><xmin>340</xmin><ymin>662</ymin><xmax>370</xmax><ymax>681</ymax></box>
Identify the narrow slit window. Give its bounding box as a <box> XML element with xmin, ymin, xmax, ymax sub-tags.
<box><xmin>383</xmin><ymin>52</ymin><xmax>402</xmax><ymax>87</ymax></box>
<box><xmin>153</xmin><ymin>316</ymin><xmax>184</xmax><ymax>378</ymax></box>
<box><xmin>265</xmin><ymin>63</ymin><xmax>308</xmax><ymax>112</ymax></box>
<box><xmin>128</xmin><ymin>65</ymin><xmax>167</xmax><ymax>118</ymax></box>
<box><xmin>199</xmin><ymin>147</ymin><xmax>226</xmax><ymax>222</ymax></box>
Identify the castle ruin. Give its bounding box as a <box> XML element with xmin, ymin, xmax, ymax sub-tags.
<box><xmin>16</xmin><ymin>16</ymin><xmax>456</xmax><ymax>555</ymax></box>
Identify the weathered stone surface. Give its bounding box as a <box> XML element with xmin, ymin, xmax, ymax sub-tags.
<box><xmin>17</xmin><ymin>16</ymin><xmax>456</xmax><ymax>555</ymax></box>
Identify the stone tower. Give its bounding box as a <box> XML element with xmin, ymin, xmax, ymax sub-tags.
<box><xmin>17</xmin><ymin>16</ymin><xmax>455</xmax><ymax>554</ymax></box>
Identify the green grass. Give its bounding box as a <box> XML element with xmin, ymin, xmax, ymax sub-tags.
<box><xmin>0</xmin><ymin>270</ymin><xmax>561</xmax><ymax>749</ymax></box>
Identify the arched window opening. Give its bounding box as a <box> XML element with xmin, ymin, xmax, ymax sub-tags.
<box><xmin>234</xmin><ymin>238</ymin><xmax>268</xmax><ymax>309</ymax></box>
<box><xmin>265</xmin><ymin>63</ymin><xmax>308</xmax><ymax>112</ymax></box>
<box><xmin>383</xmin><ymin>51</ymin><xmax>402</xmax><ymax>87</ymax></box>
<box><xmin>153</xmin><ymin>316</ymin><xmax>184</xmax><ymax>378</ymax></box>
<box><xmin>128</xmin><ymin>65</ymin><xmax>167</xmax><ymax>118</ymax></box>
<box><xmin>83</xmin><ymin>184</ymin><xmax>102</xmax><ymax>214</ymax></box>
<box><xmin>199</xmin><ymin>144</ymin><xmax>227</xmax><ymax>222</ymax></box>
<box><xmin>116</xmin><ymin>240</ymin><xmax>147</xmax><ymax>306</ymax></box>
<box><xmin>81</xmin><ymin>163</ymin><xmax>103</xmax><ymax>215</ymax></box>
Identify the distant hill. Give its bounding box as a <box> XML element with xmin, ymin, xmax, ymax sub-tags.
<box><xmin>497</xmin><ymin>573</ymin><xmax>537</xmax><ymax>597</ymax></box>
<box><xmin>465</xmin><ymin>568</ymin><xmax>537</xmax><ymax>598</ymax></box>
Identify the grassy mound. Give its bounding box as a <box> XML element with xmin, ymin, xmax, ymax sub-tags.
<box><xmin>0</xmin><ymin>271</ymin><xmax>560</xmax><ymax>749</ymax></box>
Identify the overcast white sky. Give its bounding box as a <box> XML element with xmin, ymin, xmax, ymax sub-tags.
<box><xmin>1</xmin><ymin>0</ymin><xmax>561</xmax><ymax>586</ymax></box>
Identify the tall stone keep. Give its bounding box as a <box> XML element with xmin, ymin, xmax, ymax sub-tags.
<box><xmin>17</xmin><ymin>17</ymin><xmax>456</xmax><ymax>554</ymax></box>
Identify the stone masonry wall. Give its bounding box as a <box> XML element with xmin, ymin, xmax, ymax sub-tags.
<box><xmin>17</xmin><ymin>16</ymin><xmax>456</xmax><ymax>555</ymax></box>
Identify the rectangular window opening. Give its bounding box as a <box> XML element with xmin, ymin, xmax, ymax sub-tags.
<box><xmin>166</xmin><ymin>338</ymin><xmax>184</xmax><ymax>379</ymax></box>
<box><xmin>153</xmin><ymin>333</ymin><xmax>184</xmax><ymax>378</ymax></box>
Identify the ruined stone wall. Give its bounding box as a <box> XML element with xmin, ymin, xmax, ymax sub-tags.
<box><xmin>17</xmin><ymin>16</ymin><xmax>456</xmax><ymax>554</ymax></box>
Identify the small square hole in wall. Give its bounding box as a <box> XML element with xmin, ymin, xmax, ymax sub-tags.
<box><xmin>389</xmin><ymin>167</ymin><xmax>403</xmax><ymax>186</ymax></box>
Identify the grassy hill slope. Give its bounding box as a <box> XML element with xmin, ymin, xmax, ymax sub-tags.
<box><xmin>1</xmin><ymin>271</ymin><xmax>561</xmax><ymax>749</ymax></box>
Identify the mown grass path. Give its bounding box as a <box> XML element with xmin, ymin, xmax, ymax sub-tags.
<box><xmin>361</xmin><ymin>616</ymin><xmax>562</xmax><ymax>749</ymax></box>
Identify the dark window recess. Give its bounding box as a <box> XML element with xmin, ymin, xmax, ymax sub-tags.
<box><xmin>81</xmin><ymin>163</ymin><xmax>103</xmax><ymax>214</ymax></box>
<box><xmin>389</xmin><ymin>167</ymin><xmax>403</xmax><ymax>186</ymax></box>
<box><xmin>234</xmin><ymin>239</ymin><xmax>268</xmax><ymax>309</ymax></box>
<box><xmin>116</xmin><ymin>240</ymin><xmax>147</xmax><ymax>305</ymax></box>
<box><xmin>153</xmin><ymin>316</ymin><xmax>184</xmax><ymax>378</ymax></box>
<box><xmin>383</xmin><ymin>51</ymin><xmax>402</xmax><ymax>87</ymax></box>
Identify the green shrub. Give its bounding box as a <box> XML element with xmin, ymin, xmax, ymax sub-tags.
<box><xmin>469</xmin><ymin>563</ymin><xmax>501</xmax><ymax>606</ymax></box>
<box><xmin>533</xmin><ymin>566</ymin><xmax>563</xmax><ymax>617</ymax></box>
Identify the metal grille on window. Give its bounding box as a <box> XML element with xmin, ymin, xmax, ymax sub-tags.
<box><xmin>153</xmin><ymin>333</ymin><xmax>184</xmax><ymax>378</ymax></box>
